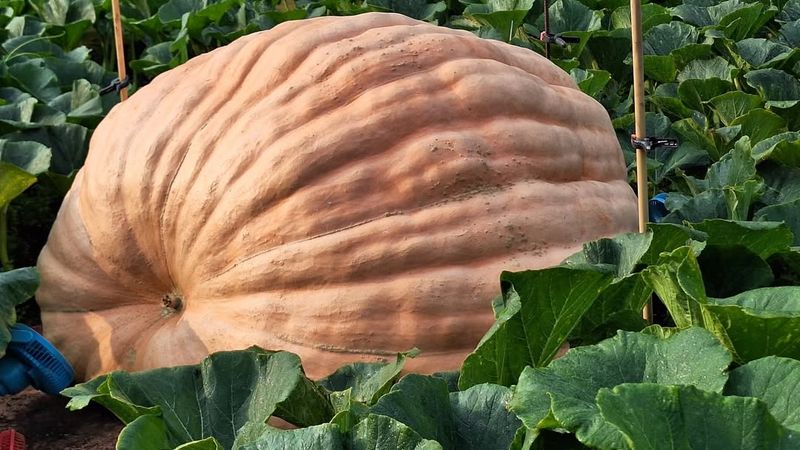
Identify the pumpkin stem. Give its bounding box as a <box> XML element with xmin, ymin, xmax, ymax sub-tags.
<box><xmin>161</xmin><ymin>293</ymin><xmax>183</xmax><ymax>316</ymax></box>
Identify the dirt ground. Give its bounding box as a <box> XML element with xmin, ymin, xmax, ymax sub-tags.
<box><xmin>0</xmin><ymin>388</ymin><xmax>122</xmax><ymax>449</ymax></box>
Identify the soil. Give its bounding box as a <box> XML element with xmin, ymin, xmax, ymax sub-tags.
<box><xmin>0</xmin><ymin>388</ymin><xmax>122</xmax><ymax>449</ymax></box>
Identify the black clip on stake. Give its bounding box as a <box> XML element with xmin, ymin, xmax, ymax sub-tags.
<box><xmin>630</xmin><ymin>135</ymin><xmax>679</xmax><ymax>153</ymax></box>
<box><xmin>539</xmin><ymin>32</ymin><xmax>581</xmax><ymax>48</ymax></box>
<box><xmin>100</xmin><ymin>76</ymin><xmax>130</xmax><ymax>96</ymax></box>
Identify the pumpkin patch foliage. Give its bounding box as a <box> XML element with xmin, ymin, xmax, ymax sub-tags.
<box><xmin>63</xmin><ymin>221</ymin><xmax>800</xmax><ymax>449</ymax></box>
<box><xmin>1</xmin><ymin>0</ymin><xmax>799</xmax><ymax>446</ymax></box>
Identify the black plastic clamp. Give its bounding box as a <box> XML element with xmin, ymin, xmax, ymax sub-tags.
<box><xmin>630</xmin><ymin>135</ymin><xmax>679</xmax><ymax>153</ymax></box>
<box><xmin>100</xmin><ymin>76</ymin><xmax>130</xmax><ymax>96</ymax></box>
<box><xmin>538</xmin><ymin>32</ymin><xmax>580</xmax><ymax>47</ymax></box>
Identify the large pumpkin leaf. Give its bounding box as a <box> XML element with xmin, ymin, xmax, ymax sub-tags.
<box><xmin>745</xmin><ymin>69</ymin><xmax>800</xmax><ymax>109</ymax></box>
<box><xmin>237</xmin><ymin>423</ymin><xmax>343</xmax><ymax>450</ymax></box>
<box><xmin>755</xmin><ymin>200</ymin><xmax>800</xmax><ymax>246</ymax></box>
<box><xmin>751</xmin><ymin>132</ymin><xmax>800</xmax><ymax>167</ymax></box>
<box><xmin>508</xmin><ymin>328</ymin><xmax>732</xmax><ymax>450</ymax></box>
<box><xmin>348</xmin><ymin>415</ymin><xmax>443</xmax><ymax>450</ymax></box>
<box><xmin>4</xmin><ymin>123</ymin><xmax>89</xmax><ymax>175</ymax></box>
<box><xmin>0</xmin><ymin>267</ymin><xmax>38</xmax><ymax>358</ymax></box>
<box><xmin>725</xmin><ymin>356</ymin><xmax>800</xmax><ymax>432</ymax></box>
<box><xmin>458</xmin><ymin>267</ymin><xmax>612</xmax><ymax>389</ymax></box>
<box><xmin>115</xmin><ymin>415</ymin><xmax>225</xmax><ymax>450</ymax></box>
<box><xmin>596</xmin><ymin>384</ymin><xmax>798</xmax><ymax>450</ymax></box>
<box><xmin>369</xmin><ymin>375</ymin><xmax>520</xmax><ymax>450</ymax></box>
<box><xmin>641</xmin><ymin>246</ymin><xmax>708</xmax><ymax>329</ymax></box>
<box><xmin>689</xmin><ymin>220</ymin><xmax>793</xmax><ymax>260</ymax></box>
<box><xmin>318</xmin><ymin>349</ymin><xmax>417</xmax><ymax>405</ymax></box>
<box><xmin>703</xmin><ymin>287</ymin><xmax>800</xmax><ymax>362</ymax></box>
<box><xmin>463</xmin><ymin>0</ymin><xmax>533</xmax><ymax>42</ymax></box>
<box><xmin>63</xmin><ymin>348</ymin><xmax>334</xmax><ymax>449</ymax></box>
<box><xmin>0</xmin><ymin>161</ymin><xmax>36</xmax><ymax>206</ymax></box>
<box><xmin>238</xmin><ymin>416</ymin><xmax>443</xmax><ymax>450</ymax></box>
<box><xmin>0</xmin><ymin>139</ymin><xmax>52</xmax><ymax>174</ymax></box>
<box><xmin>562</xmin><ymin>231</ymin><xmax>652</xmax><ymax>279</ymax></box>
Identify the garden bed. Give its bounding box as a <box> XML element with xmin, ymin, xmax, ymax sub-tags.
<box><xmin>0</xmin><ymin>389</ymin><xmax>121</xmax><ymax>449</ymax></box>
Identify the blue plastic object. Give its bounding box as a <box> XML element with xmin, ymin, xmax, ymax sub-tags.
<box><xmin>0</xmin><ymin>324</ymin><xmax>74</xmax><ymax>396</ymax></box>
<box><xmin>649</xmin><ymin>193</ymin><xmax>669</xmax><ymax>223</ymax></box>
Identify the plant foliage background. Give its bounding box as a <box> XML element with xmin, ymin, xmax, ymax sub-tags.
<box><xmin>0</xmin><ymin>0</ymin><xmax>800</xmax><ymax>447</ymax></box>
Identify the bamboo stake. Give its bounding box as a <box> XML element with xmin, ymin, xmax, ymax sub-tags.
<box><xmin>110</xmin><ymin>0</ymin><xmax>128</xmax><ymax>101</ymax></box>
<box><xmin>630</xmin><ymin>0</ymin><xmax>651</xmax><ymax>322</ymax></box>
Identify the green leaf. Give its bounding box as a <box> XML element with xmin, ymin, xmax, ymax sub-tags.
<box><xmin>0</xmin><ymin>161</ymin><xmax>36</xmax><ymax>206</ymax></box>
<box><xmin>708</xmin><ymin>91</ymin><xmax>763</xmax><ymax>126</ymax></box>
<box><xmin>724</xmin><ymin>179</ymin><xmax>765</xmax><ymax>221</ymax></box>
<box><xmin>643</xmin><ymin>54</ymin><xmax>677</xmax><ymax>83</ymax></box>
<box><xmin>463</xmin><ymin>0</ymin><xmax>533</xmax><ymax>42</ymax></box>
<box><xmin>562</xmin><ymin>231</ymin><xmax>652</xmax><ymax>279</ymax></box>
<box><xmin>642</xmin><ymin>246</ymin><xmax>708</xmax><ymax>329</ymax></box>
<box><xmin>755</xmin><ymin>200</ymin><xmax>800</xmax><ymax>245</ymax></box>
<box><xmin>318</xmin><ymin>349</ymin><xmax>417</xmax><ymax>405</ymax></box>
<box><xmin>545</xmin><ymin>0</ymin><xmax>602</xmax><ymax>33</ymax></box>
<box><xmin>644</xmin><ymin>21</ymin><xmax>698</xmax><ymax>56</ymax></box>
<box><xmin>458</xmin><ymin>267</ymin><xmax>612</xmax><ymax>389</ymax></box>
<box><xmin>705</xmin><ymin>287</ymin><xmax>800</xmax><ymax>362</ymax></box>
<box><xmin>370</xmin><ymin>375</ymin><xmax>455</xmax><ymax>448</ymax></box>
<box><xmin>690</xmin><ymin>220</ymin><xmax>794</xmax><ymax>260</ymax></box>
<box><xmin>650</xmin><ymin>83</ymin><xmax>697</xmax><ymax>120</ymax></box>
<box><xmin>760</xmin><ymin>163</ymin><xmax>800</xmax><ymax>206</ymax></box>
<box><xmin>0</xmin><ymin>139</ymin><xmax>51</xmax><ymax>174</ymax></box>
<box><xmin>116</xmin><ymin>415</ymin><xmax>172</xmax><ymax>450</ymax></box>
<box><xmin>349</xmin><ymin>415</ymin><xmax>443</xmax><ymax>450</ymax></box>
<box><xmin>751</xmin><ymin>131</ymin><xmax>800</xmax><ymax>166</ymax></box>
<box><xmin>726</xmin><ymin>356</ymin><xmax>800</xmax><ymax>432</ymax></box>
<box><xmin>4</xmin><ymin>123</ymin><xmax>88</xmax><ymax>175</ymax></box>
<box><xmin>611</xmin><ymin>3</ymin><xmax>670</xmax><ymax>31</ymax></box>
<box><xmin>717</xmin><ymin>1</ymin><xmax>776</xmax><ymax>41</ymax></box>
<box><xmin>778</xmin><ymin>0</ymin><xmax>800</xmax><ymax>22</ymax></box>
<box><xmin>449</xmin><ymin>384</ymin><xmax>522</xmax><ymax>450</ymax></box>
<box><xmin>670</xmin><ymin>43</ymin><xmax>714</xmax><ymax>69</ymax></box>
<box><xmin>653</xmin><ymin>142</ymin><xmax>710</xmax><ymax>183</ymax></box>
<box><xmin>239</xmin><ymin>423</ymin><xmax>343</xmax><ymax>450</ymax></box>
<box><xmin>705</xmin><ymin>144</ymin><xmax>756</xmax><ymax>189</ymax></box>
<box><xmin>677</xmin><ymin>56</ymin><xmax>737</xmax><ymax>83</ymax></box>
<box><xmin>569</xmin><ymin>68</ymin><xmax>611</xmax><ymax>98</ymax></box>
<box><xmin>7</xmin><ymin>59</ymin><xmax>61</xmax><ymax>102</ymax></box>
<box><xmin>0</xmin><ymin>267</ymin><xmax>38</xmax><ymax>358</ymax></box>
<box><xmin>509</xmin><ymin>328</ymin><xmax>732</xmax><ymax>449</ymax></box>
<box><xmin>368</xmin><ymin>0</ymin><xmax>446</xmax><ymax>21</ymax></box>
<box><xmin>780</xmin><ymin>19</ymin><xmax>800</xmax><ymax>47</ymax></box>
<box><xmin>677</xmin><ymin>78</ymin><xmax>732</xmax><ymax>113</ymax></box>
<box><xmin>569</xmin><ymin>274</ymin><xmax>651</xmax><ymax>345</ymax></box>
<box><xmin>671</xmin><ymin>117</ymin><xmax>718</xmax><ymax>159</ymax></box>
<box><xmin>641</xmin><ymin>223</ymin><xmax>700</xmax><ymax>266</ymax></box>
<box><xmin>731</xmin><ymin>108</ymin><xmax>788</xmax><ymax>147</ymax></box>
<box><xmin>736</xmin><ymin>39</ymin><xmax>794</xmax><ymax>68</ymax></box>
<box><xmin>662</xmin><ymin>189</ymin><xmax>729</xmax><ymax>223</ymax></box>
<box><xmin>745</xmin><ymin>69</ymin><xmax>800</xmax><ymax>109</ymax></box>
<box><xmin>62</xmin><ymin>349</ymin><xmax>333</xmax><ymax>449</ymax></box>
<box><xmin>596</xmin><ymin>384</ymin><xmax>797</xmax><ymax>449</ymax></box>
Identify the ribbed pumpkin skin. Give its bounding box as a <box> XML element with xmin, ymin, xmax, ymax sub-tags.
<box><xmin>37</xmin><ymin>12</ymin><xmax>637</xmax><ymax>380</ymax></box>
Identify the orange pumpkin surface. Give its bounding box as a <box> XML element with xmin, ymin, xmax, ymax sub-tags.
<box><xmin>36</xmin><ymin>12</ymin><xmax>637</xmax><ymax>381</ymax></box>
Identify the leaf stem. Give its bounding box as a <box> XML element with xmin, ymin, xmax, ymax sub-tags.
<box><xmin>0</xmin><ymin>204</ymin><xmax>11</xmax><ymax>271</ymax></box>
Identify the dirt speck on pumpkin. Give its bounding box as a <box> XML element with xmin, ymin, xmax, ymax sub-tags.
<box><xmin>0</xmin><ymin>388</ymin><xmax>122</xmax><ymax>449</ymax></box>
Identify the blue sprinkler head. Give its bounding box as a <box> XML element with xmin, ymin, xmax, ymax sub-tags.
<box><xmin>0</xmin><ymin>324</ymin><xmax>74</xmax><ymax>396</ymax></box>
<box><xmin>648</xmin><ymin>193</ymin><xmax>669</xmax><ymax>223</ymax></box>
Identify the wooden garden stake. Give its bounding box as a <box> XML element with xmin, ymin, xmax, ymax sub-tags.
<box><xmin>630</xmin><ymin>0</ymin><xmax>652</xmax><ymax>322</ymax></box>
<box><xmin>110</xmin><ymin>0</ymin><xmax>128</xmax><ymax>101</ymax></box>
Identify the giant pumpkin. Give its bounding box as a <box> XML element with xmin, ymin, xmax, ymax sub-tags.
<box><xmin>36</xmin><ymin>12</ymin><xmax>638</xmax><ymax>381</ymax></box>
